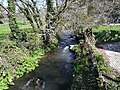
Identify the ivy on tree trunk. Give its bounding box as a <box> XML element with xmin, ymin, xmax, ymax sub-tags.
<box><xmin>44</xmin><ymin>0</ymin><xmax>55</xmax><ymax>45</ymax></box>
<box><xmin>8</xmin><ymin>0</ymin><xmax>19</xmax><ymax>40</ymax></box>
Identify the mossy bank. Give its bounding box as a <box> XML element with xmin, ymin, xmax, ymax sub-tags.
<box><xmin>71</xmin><ymin>29</ymin><xmax>120</xmax><ymax>90</ymax></box>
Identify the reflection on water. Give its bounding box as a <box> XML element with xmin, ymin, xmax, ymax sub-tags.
<box><xmin>9</xmin><ymin>30</ymin><xmax>77</xmax><ymax>90</ymax></box>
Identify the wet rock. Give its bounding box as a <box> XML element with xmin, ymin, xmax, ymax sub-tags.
<box><xmin>22</xmin><ymin>78</ymin><xmax>45</xmax><ymax>90</ymax></box>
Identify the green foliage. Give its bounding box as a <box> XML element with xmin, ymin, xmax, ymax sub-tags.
<box><xmin>93</xmin><ymin>25</ymin><xmax>120</xmax><ymax>32</ymax></box>
<box><xmin>70</xmin><ymin>45</ymin><xmax>80</xmax><ymax>52</ymax></box>
<box><xmin>74</xmin><ymin>59</ymin><xmax>85</xmax><ymax>75</ymax></box>
<box><xmin>16</xmin><ymin>48</ymin><xmax>44</xmax><ymax>77</ymax></box>
<box><xmin>94</xmin><ymin>30</ymin><xmax>120</xmax><ymax>43</ymax></box>
<box><xmin>0</xmin><ymin>71</ymin><xmax>14</xmax><ymax>89</ymax></box>
<box><xmin>8</xmin><ymin>0</ymin><xmax>19</xmax><ymax>39</ymax></box>
<box><xmin>16</xmin><ymin>57</ymin><xmax>37</xmax><ymax>76</ymax></box>
<box><xmin>8</xmin><ymin>28</ymin><xmax>44</xmax><ymax>50</ymax></box>
<box><xmin>16</xmin><ymin>18</ymin><xmax>28</xmax><ymax>25</ymax></box>
<box><xmin>0</xmin><ymin>39</ymin><xmax>27</xmax><ymax>90</ymax></box>
<box><xmin>0</xmin><ymin>14</ymin><xmax>57</xmax><ymax>90</ymax></box>
<box><xmin>95</xmin><ymin>52</ymin><xmax>120</xmax><ymax>89</ymax></box>
<box><xmin>49</xmin><ymin>38</ymin><xmax>58</xmax><ymax>50</ymax></box>
<box><xmin>0</xmin><ymin>38</ymin><xmax>45</xmax><ymax>90</ymax></box>
<box><xmin>96</xmin><ymin>55</ymin><xmax>105</xmax><ymax>71</ymax></box>
<box><xmin>0</xmin><ymin>39</ymin><xmax>29</xmax><ymax>66</ymax></box>
<box><xmin>0</xmin><ymin>76</ymin><xmax>9</xmax><ymax>90</ymax></box>
<box><xmin>95</xmin><ymin>54</ymin><xmax>112</xmax><ymax>74</ymax></box>
<box><xmin>0</xmin><ymin>23</ymin><xmax>32</xmax><ymax>40</ymax></box>
<box><xmin>71</xmin><ymin>42</ymin><xmax>100</xmax><ymax>90</ymax></box>
<box><xmin>44</xmin><ymin>38</ymin><xmax>58</xmax><ymax>51</ymax></box>
<box><xmin>92</xmin><ymin>25</ymin><xmax>120</xmax><ymax>43</ymax></box>
<box><xmin>0</xmin><ymin>63</ymin><xmax>14</xmax><ymax>90</ymax></box>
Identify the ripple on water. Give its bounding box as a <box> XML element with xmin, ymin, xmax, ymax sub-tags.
<box><xmin>9</xmin><ymin>30</ymin><xmax>76</xmax><ymax>90</ymax></box>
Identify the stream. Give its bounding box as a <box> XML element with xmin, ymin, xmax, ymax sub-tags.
<box><xmin>9</xmin><ymin>30</ymin><xmax>77</xmax><ymax>90</ymax></box>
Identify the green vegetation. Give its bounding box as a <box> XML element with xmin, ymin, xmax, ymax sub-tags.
<box><xmin>0</xmin><ymin>39</ymin><xmax>45</xmax><ymax>89</ymax></box>
<box><xmin>0</xmin><ymin>23</ymin><xmax>31</xmax><ymax>40</ymax></box>
<box><xmin>1</xmin><ymin>0</ymin><xmax>120</xmax><ymax>89</ymax></box>
<box><xmin>0</xmin><ymin>21</ymin><xmax>58</xmax><ymax>90</ymax></box>
<box><xmin>16</xmin><ymin>48</ymin><xmax>45</xmax><ymax>77</ymax></box>
<box><xmin>95</xmin><ymin>54</ymin><xmax>111</xmax><ymax>74</ymax></box>
<box><xmin>71</xmin><ymin>43</ymin><xmax>99</xmax><ymax>90</ymax></box>
<box><xmin>16</xmin><ymin>18</ymin><xmax>28</xmax><ymax>25</ymax></box>
<box><xmin>0</xmin><ymin>24</ymin><xmax>10</xmax><ymax>40</ymax></box>
<box><xmin>95</xmin><ymin>30</ymin><xmax>120</xmax><ymax>43</ymax></box>
<box><xmin>92</xmin><ymin>25</ymin><xmax>120</xmax><ymax>43</ymax></box>
<box><xmin>95</xmin><ymin>52</ymin><xmax>120</xmax><ymax>89</ymax></box>
<box><xmin>93</xmin><ymin>25</ymin><xmax>120</xmax><ymax>32</ymax></box>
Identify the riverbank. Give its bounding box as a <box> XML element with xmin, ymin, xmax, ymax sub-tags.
<box><xmin>0</xmin><ymin>41</ymin><xmax>45</xmax><ymax>90</ymax></box>
<box><xmin>9</xmin><ymin>30</ymin><xmax>77</xmax><ymax>90</ymax></box>
<box><xmin>97</xmin><ymin>42</ymin><xmax>120</xmax><ymax>74</ymax></box>
<box><xmin>0</xmin><ymin>34</ymin><xmax>58</xmax><ymax>90</ymax></box>
<box><xmin>95</xmin><ymin>42</ymin><xmax>120</xmax><ymax>89</ymax></box>
<box><xmin>71</xmin><ymin>29</ymin><xmax>120</xmax><ymax>90</ymax></box>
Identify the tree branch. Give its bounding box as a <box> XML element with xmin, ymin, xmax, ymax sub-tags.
<box><xmin>0</xmin><ymin>3</ymin><xmax>8</xmax><ymax>12</ymax></box>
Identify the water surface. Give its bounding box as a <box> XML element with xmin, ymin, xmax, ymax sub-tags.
<box><xmin>9</xmin><ymin>30</ymin><xmax>77</xmax><ymax>90</ymax></box>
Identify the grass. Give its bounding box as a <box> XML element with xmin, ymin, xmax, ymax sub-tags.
<box><xmin>93</xmin><ymin>25</ymin><xmax>120</xmax><ymax>32</ymax></box>
<box><xmin>93</xmin><ymin>25</ymin><xmax>120</xmax><ymax>43</ymax></box>
<box><xmin>0</xmin><ymin>23</ymin><xmax>31</xmax><ymax>40</ymax></box>
<box><xmin>0</xmin><ymin>24</ymin><xmax>11</xmax><ymax>40</ymax></box>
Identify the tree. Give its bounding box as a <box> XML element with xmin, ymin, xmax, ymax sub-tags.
<box><xmin>44</xmin><ymin>0</ymin><xmax>55</xmax><ymax>45</ymax></box>
<box><xmin>8</xmin><ymin>0</ymin><xmax>19</xmax><ymax>39</ymax></box>
<box><xmin>15</xmin><ymin>0</ymin><xmax>43</xmax><ymax>33</ymax></box>
<box><xmin>0</xmin><ymin>6</ymin><xmax>3</xmax><ymax>24</ymax></box>
<box><xmin>44</xmin><ymin>0</ymin><xmax>68</xmax><ymax>45</ymax></box>
<box><xmin>0</xmin><ymin>0</ymin><xmax>7</xmax><ymax>24</ymax></box>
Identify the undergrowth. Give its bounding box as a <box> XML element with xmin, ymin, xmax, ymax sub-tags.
<box><xmin>0</xmin><ymin>36</ymin><xmax>45</xmax><ymax>90</ymax></box>
<box><xmin>0</xmin><ymin>40</ymin><xmax>45</xmax><ymax>90</ymax></box>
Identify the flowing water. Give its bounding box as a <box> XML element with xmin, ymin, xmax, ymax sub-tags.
<box><xmin>9</xmin><ymin>30</ymin><xmax>77</xmax><ymax>90</ymax></box>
